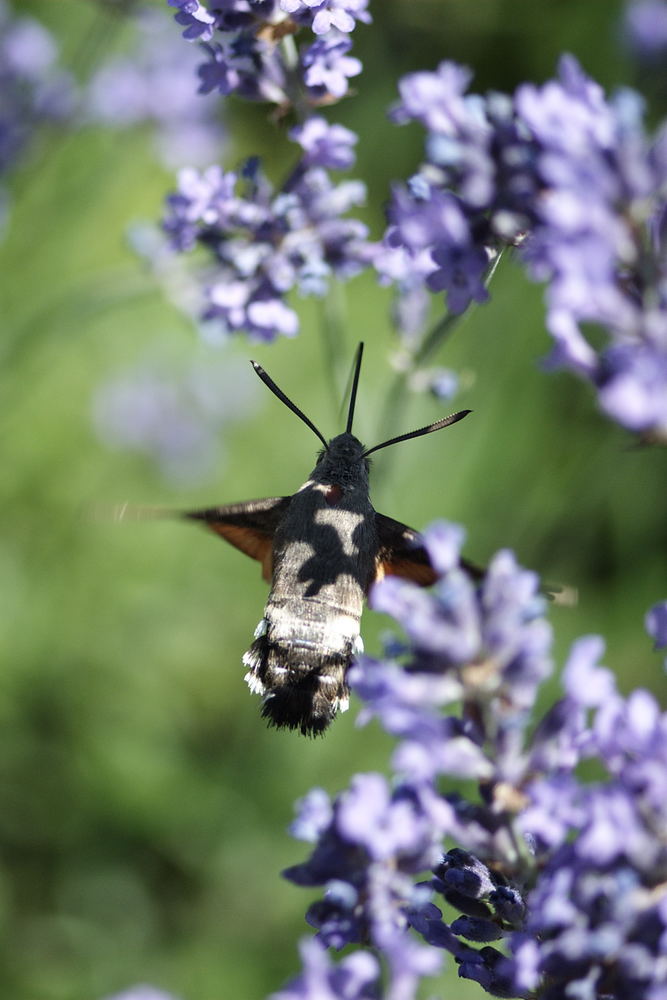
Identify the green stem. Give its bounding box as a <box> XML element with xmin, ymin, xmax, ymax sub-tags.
<box><xmin>374</xmin><ymin>249</ymin><xmax>506</xmax><ymax>486</ymax></box>
<box><xmin>320</xmin><ymin>284</ymin><xmax>349</xmax><ymax>419</ymax></box>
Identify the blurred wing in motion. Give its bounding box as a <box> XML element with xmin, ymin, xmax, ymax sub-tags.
<box><xmin>105</xmin><ymin>496</ymin><xmax>292</xmax><ymax>582</ymax></box>
<box><xmin>184</xmin><ymin>497</ymin><xmax>292</xmax><ymax>581</ymax></box>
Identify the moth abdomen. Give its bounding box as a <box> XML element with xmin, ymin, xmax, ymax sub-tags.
<box><xmin>243</xmin><ymin>630</ymin><xmax>352</xmax><ymax>737</ymax></box>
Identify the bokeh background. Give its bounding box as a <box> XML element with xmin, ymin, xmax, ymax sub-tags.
<box><xmin>2</xmin><ymin>1</ymin><xmax>666</xmax><ymax>998</ymax></box>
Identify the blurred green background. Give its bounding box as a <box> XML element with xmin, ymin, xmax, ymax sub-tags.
<box><xmin>1</xmin><ymin>1</ymin><xmax>666</xmax><ymax>998</ymax></box>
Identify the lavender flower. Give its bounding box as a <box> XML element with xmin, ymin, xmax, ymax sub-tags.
<box><xmin>86</xmin><ymin>8</ymin><xmax>225</xmax><ymax>168</ymax></box>
<box><xmin>276</xmin><ymin>522</ymin><xmax>667</xmax><ymax>999</ymax></box>
<box><xmin>509</xmin><ymin>665</ymin><xmax>667</xmax><ymax>998</ymax></box>
<box><xmin>167</xmin><ymin>0</ymin><xmax>217</xmax><ymax>42</ymax></box>
<box><xmin>163</xmin><ymin>157</ymin><xmax>373</xmax><ymax>339</ymax></box>
<box><xmin>381</xmin><ymin>55</ymin><xmax>667</xmax><ymax>437</ymax></box>
<box><xmin>301</xmin><ymin>32</ymin><xmax>361</xmax><ymax>99</ymax></box>
<box><xmin>283</xmin><ymin>773</ymin><xmax>444</xmax><ymax>996</ymax></box>
<box><xmin>0</xmin><ymin>1</ymin><xmax>76</xmax><ymax>181</ymax></box>
<box><xmin>169</xmin><ymin>0</ymin><xmax>367</xmax><ymax>108</ymax></box>
<box><xmin>279</xmin><ymin>0</ymin><xmax>371</xmax><ymax>36</ymax></box>
<box><xmin>270</xmin><ymin>939</ymin><xmax>379</xmax><ymax>1000</ymax></box>
<box><xmin>623</xmin><ymin>0</ymin><xmax>667</xmax><ymax>59</ymax></box>
<box><xmin>646</xmin><ymin>600</ymin><xmax>667</xmax><ymax>659</ymax></box>
<box><xmin>161</xmin><ymin>0</ymin><xmax>374</xmax><ymax>339</ymax></box>
<box><xmin>92</xmin><ymin>351</ymin><xmax>259</xmax><ymax>482</ymax></box>
<box><xmin>290</xmin><ymin>116</ymin><xmax>357</xmax><ymax>169</ymax></box>
<box><xmin>196</xmin><ymin>32</ymin><xmax>289</xmax><ymax>105</ymax></box>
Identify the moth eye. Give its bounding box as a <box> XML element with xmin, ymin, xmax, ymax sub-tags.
<box><xmin>325</xmin><ymin>484</ymin><xmax>343</xmax><ymax>506</ymax></box>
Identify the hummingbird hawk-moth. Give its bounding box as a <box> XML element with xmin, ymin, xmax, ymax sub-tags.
<box><xmin>173</xmin><ymin>343</ymin><xmax>472</xmax><ymax>736</ymax></box>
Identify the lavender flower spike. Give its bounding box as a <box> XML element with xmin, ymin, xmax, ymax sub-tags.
<box><xmin>167</xmin><ymin>0</ymin><xmax>217</xmax><ymax>42</ymax></box>
<box><xmin>163</xmin><ymin>158</ymin><xmax>374</xmax><ymax>339</ymax></box>
<box><xmin>270</xmin><ymin>939</ymin><xmax>379</xmax><ymax>1000</ymax></box>
<box><xmin>280</xmin><ymin>0</ymin><xmax>371</xmax><ymax>36</ymax></box>
<box><xmin>381</xmin><ymin>54</ymin><xmax>667</xmax><ymax>436</ymax></box>
<box><xmin>646</xmin><ymin>600</ymin><xmax>667</xmax><ymax>650</ymax></box>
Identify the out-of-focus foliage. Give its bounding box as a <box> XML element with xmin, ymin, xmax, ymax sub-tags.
<box><xmin>0</xmin><ymin>1</ymin><xmax>665</xmax><ymax>999</ymax></box>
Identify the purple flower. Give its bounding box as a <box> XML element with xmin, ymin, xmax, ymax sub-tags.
<box><xmin>379</xmin><ymin>75</ymin><xmax>501</xmax><ymax>319</ymax></box>
<box><xmin>646</xmin><ymin>600</ymin><xmax>667</xmax><ymax>651</ymax></box>
<box><xmin>336</xmin><ymin>773</ymin><xmax>439</xmax><ymax>863</ymax></box>
<box><xmin>511</xmin><ymin>57</ymin><xmax>667</xmax><ymax>437</ymax></box>
<box><xmin>270</xmin><ymin>939</ymin><xmax>379</xmax><ymax>1000</ymax></box>
<box><xmin>623</xmin><ymin>0</ymin><xmax>667</xmax><ymax>58</ymax></box>
<box><xmin>86</xmin><ymin>8</ymin><xmax>225</xmax><ymax>168</ymax></box>
<box><xmin>2</xmin><ymin>8</ymin><xmax>57</xmax><ymax>78</ymax></box>
<box><xmin>289</xmin><ymin>117</ymin><xmax>357</xmax><ymax>169</ymax></box>
<box><xmin>283</xmin><ymin>771</ymin><xmax>449</xmax><ymax>975</ymax></box>
<box><xmin>422</xmin><ymin>520</ymin><xmax>466</xmax><ymax>576</ymax></box>
<box><xmin>163</xmin><ymin>164</ymin><xmax>235</xmax><ymax>251</ymax></box>
<box><xmin>597</xmin><ymin>338</ymin><xmax>667</xmax><ymax>431</ymax></box>
<box><xmin>423</xmin><ymin>195</ymin><xmax>490</xmax><ymax>314</ymax></box>
<box><xmin>416</xmin><ymin>367</ymin><xmax>460</xmax><ymax>399</ymax></box>
<box><xmin>285</xmin><ymin>513</ymin><xmax>667</xmax><ymax>1000</ymax></box>
<box><xmin>285</xmin><ymin>773</ymin><xmax>442</xmax><ymax>885</ymax></box>
<box><xmin>513</xmin><ymin>846</ymin><xmax>667</xmax><ymax>998</ymax></box>
<box><xmin>290</xmin><ymin>788</ymin><xmax>334</xmax><ymax>842</ymax></box>
<box><xmin>163</xmin><ymin>159</ymin><xmax>373</xmax><ymax>339</ymax></box>
<box><xmin>370</xmin><ymin>570</ymin><xmax>480</xmax><ymax>663</ymax></box>
<box><xmin>392</xmin><ymin>61</ymin><xmax>477</xmax><ymax>135</ymax></box>
<box><xmin>197</xmin><ymin>33</ymin><xmax>289</xmax><ymax>104</ymax></box>
<box><xmin>382</xmin><ymin>53</ymin><xmax>667</xmax><ymax>437</ymax></box>
<box><xmin>160</xmin><ymin>0</ymin><xmax>373</xmax><ymax>337</ymax></box>
<box><xmin>562</xmin><ymin>635</ymin><xmax>616</xmax><ymax>708</ymax></box>
<box><xmin>167</xmin><ymin>0</ymin><xmax>217</xmax><ymax>41</ymax></box>
<box><xmin>0</xmin><ymin>2</ymin><xmax>76</xmax><ymax>178</ymax></box>
<box><xmin>196</xmin><ymin>40</ymin><xmax>241</xmax><ymax>96</ymax></box>
<box><xmin>92</xmin><ymin>351</ymin><xmax>259</xmax><ymax>482</ymax></box>
<box><xmin>167</xmin><ymin>0</ymin><xmax>367</xmax><ymax>108</ymax></box>
<box><xmin>353</xmin><ymin>524</ymin><xmax>554</xmax><ymax>795</ymax></box>
<box><xmin>280</xmin><ymin>0</ymin><xmax>371</xmax><ymax>35</ymax></box>
<box><xmin>302</xmin><ymin>33</ymin><xmax>362</xmax><ymax>99</ymax></box>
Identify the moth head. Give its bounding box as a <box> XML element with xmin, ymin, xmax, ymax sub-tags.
<box><xmin>316</xmin><ymin>432</ymin><xmax>370</xmax><ymax>486</ymax></box>
<box><xmin>324</xmin><ymin>433</ymin><xmax>366</xmax><ymax>462</ymax></box>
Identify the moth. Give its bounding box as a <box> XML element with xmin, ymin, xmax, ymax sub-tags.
<box><xmin>175</xmin><ymin>343</ymin><xmax>472</xmax><ymax>736</ymax></box>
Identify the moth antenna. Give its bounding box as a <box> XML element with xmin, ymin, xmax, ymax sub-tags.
<box><xmin>250</xmin><ymin>360</ymin><xmax>329</xmax><ymax>450</ymax></box>
<box><xmin>362</xmin><ymin>409</ymin><xmax>472</xmax><ymax>458</ymax></box>
<box><xmin>345</xmin><ymin>341</ymin><xmax>364</xmax><ymax>434</ymax></box>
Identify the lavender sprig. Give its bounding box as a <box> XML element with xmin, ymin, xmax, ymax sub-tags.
<box><xmin>271</xmin><ymin>938</ymin><xmax>380</xmax><ymax>1000</ymax></box>
<box><xmin>624</xmin><ymin>0</ymin><xmax>667</xmax><ymax>60</ymax></box>
<box><xmin>0</xmin><ymin>0</ymin><xmax>76</xmax><ymax>224</ymax></box>
<box><xmin>162</xmin><ymin>145</ymin><xmax>374</xmax><ymax>340</ymax></box>
<box><xmin>276</xmin><ymin>523</ymin><xmax>667</xmax><ymax>1000</ymax></box>
<box><xmin>163</xmin><ymin>0</ymin><xmax>373</xmax><ymax>342</ymax></box>
<box><xmin>381</xmin><ymin>55</ymin><xmax>667</xmax><ymax>439</ymax></box>
<box><xmin>86</xmin><ymin>7</ymin><xmax>226</xmax><ymax>168</ymax></box>
<box><xmin>92</xmin><ymin>350</ymin><xmax>260</xmax><ymax>482</ymax></box>
<box><xmin>169</xmin><ymin>0</ymin><xmax>368</xmax><ymax>107</ymax></box>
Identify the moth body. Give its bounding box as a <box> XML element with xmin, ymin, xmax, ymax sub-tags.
<box><xmin>243</xmin><ymin>433</ymin><xmax>378</xmax><ymax>735</ymax></box>
<box><xmin>179</xmin><ymin>345</ymin><xmax>472</xmax><ymax>736</ymax></box>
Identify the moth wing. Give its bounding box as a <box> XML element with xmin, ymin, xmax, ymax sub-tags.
<box><xmin>374</xmin><ymin>512</ymin><xmax>437</xmax><ymax>586</ymax></box>
<box><xmin>185</xmin><ymin>496</ymin><xmax>292</xmax><ymax>582</ymax></box>
<box><xmin>374</xmin><ymin>512</ymin><xmax>484</xmax><ymax>587</ymax></box>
